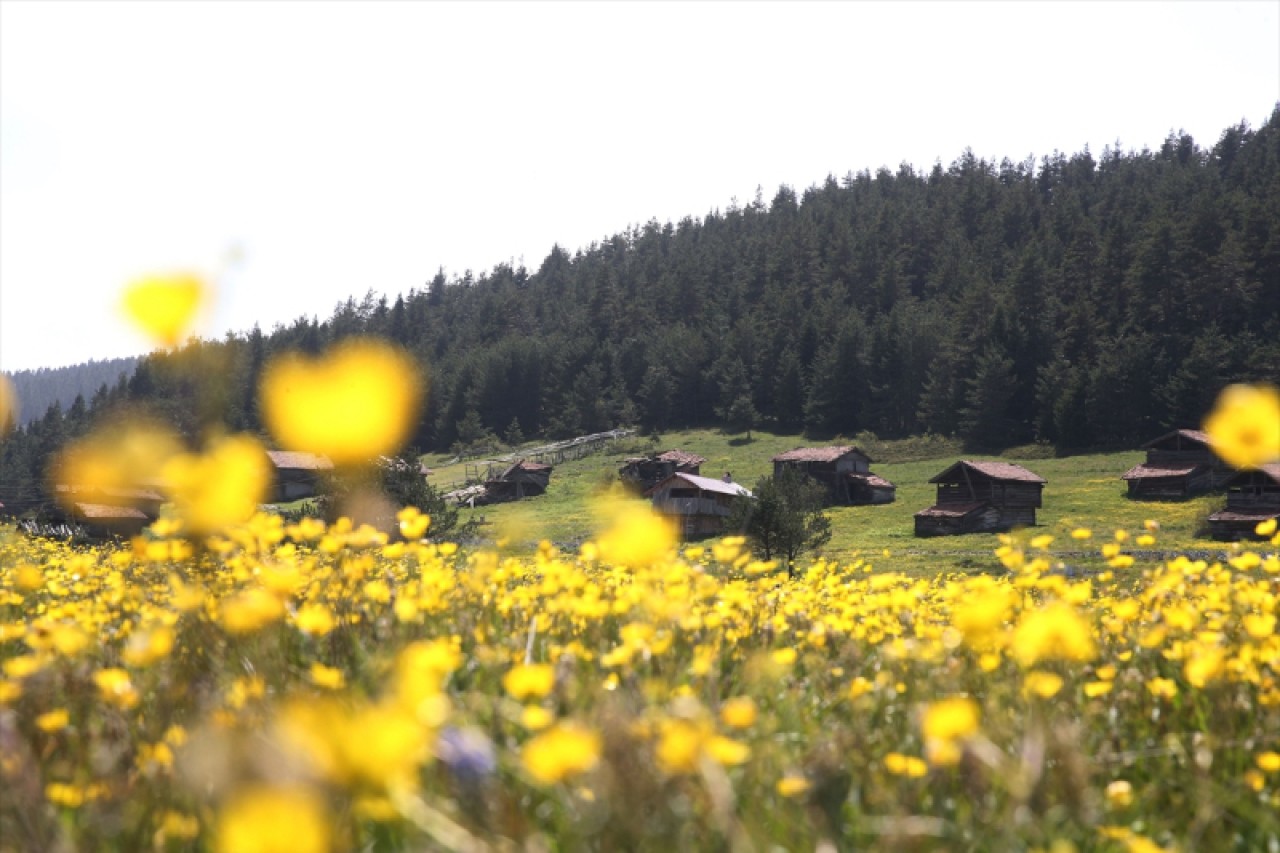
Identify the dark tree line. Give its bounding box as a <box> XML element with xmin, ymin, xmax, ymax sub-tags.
<box><xmin>4</xmin><ymin>357</ymin><xmax>139</xmax><ymax>427</ymax></box>
<box><xmin>4</xmin><ymin>108</ymin><xmax>1280</xmax><ymax>511</ymax></box>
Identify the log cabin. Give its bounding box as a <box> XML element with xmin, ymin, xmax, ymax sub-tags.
<box><xmin>771</xmin><ymin>446</ymin><xmax>895</xmax><ymax>505</ymax></box>
<box><xmin>915</xmin><ymin>460</ymin><xmax>1046</xmax><ymax>536</ymax></box>
<box><xmin>1207</xmin><ymin>464</ymin><xmax>1280</xmax><ymax>540</ymax></box>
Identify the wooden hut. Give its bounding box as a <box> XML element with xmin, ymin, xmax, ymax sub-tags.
<box><xmin>771</xmin><ymin>446</ymin><xmax>895</xmax><ymax>506</ymax></box>
<box><xmin>619</xmin><ymin>450</ymin><xmax>706</xmax><ymax>493</ymax></box>
<box><xmin>646</xmin><ymin>472</ymin><xmax>752</xmax><ymax>540</ymax></box>
<box><xmin>484</xmin><ymin>460</ymin><xmax>553</xmax><ymax>503</ymax></box>
<box><xmin>915</xmin><ymin>461</ymin><xmax>1046</xmax><ymax>536</ymax></box>
<box><xmin>266</xmin><ymin>451</ymin><xmax>334</xmax><ymax>502</ymax></box>
<box><xmin>1121</xmin><ymin>429</ymin><xmax>1230</xmax><ymax>499</ymax></box>
<box><xmin>1207</xmin><ymin>464</ymin><xmax>1280</xmax><ymax>540</ymax></box>
<box><xmin>69</xmin><ymin>502</ymin><xmax>152</xmax><ymax>538</ymax></box>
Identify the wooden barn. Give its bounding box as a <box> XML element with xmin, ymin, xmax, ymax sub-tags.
<box><xmin>915</xmin><ymin>461</ymin><xmax>1046</xmax><ymax>536</ymax></box>
<box><xmin>1121</xmin><ymin>429</ymin><xmax>1230</xmax><ymax>499</ymax></box>
<box><xmin>646</xmin><ymin>472</ymin><xmax>752</xmax><ymax>540</ymax></box>
<box><xmin>619</xmin><ymin>450</ymin><xmax>706</xmax><ymax>493</ymax></box>
<box><xmin>1207</xmin><ymin>464</ymin><xmax>1280</xmax><ymax>540</ymax></box>
<box><xmin>266</xmin><ymin>450</ymin><xmax>334</xmax><ymax>502</ymax></box>
<box><xmin>771</xmin><ymin>446</ymin><xmax>896</xmax><ymax>506</ymax></box>
<box><xmin>69</xmin><ymin>502</ymin><xmax>152</xmax><ymax>538</ymax></box>
<box><xmin>484</xmin><ymin>460</ymin><xmax>553</xmax><ymax>503</ymax></box>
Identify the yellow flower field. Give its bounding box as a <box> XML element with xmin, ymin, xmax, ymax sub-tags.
<box><xmin>2</xmin><ymin>509</ymin><xmax>1279</xmax><ymax>851</ymax></box>
<box><xmin>4</xmin><ymin>276</ymin><xmax>1279</xmax><ymax>850</ymax></box>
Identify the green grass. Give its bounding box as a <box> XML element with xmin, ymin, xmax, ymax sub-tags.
<box><xmin>421</xmin><ymin>429</ymin><xmax>1234</xmax><ymax>574</ymax></box>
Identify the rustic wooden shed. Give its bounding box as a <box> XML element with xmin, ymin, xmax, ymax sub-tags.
<box><xmin>1121</xmin><ymin>429</ymin><xmax>1230</xmax><ymax>499</ymax></box>
<box><xmin>1207</xmin><ymin>464</ymin><xmax>1280</xmax><ymax>540</ymax></box>
<box><xmin>645</xmin><ymin>472</ymin><xmax>752</xmax><ymax>540</ymax></box>
<box><xmin>915</xmin><ymin>460</ymin><xmax>1045</xmax><ymax>536</ymax></box>
<box><xmin>771</xmin><ymin>446</ymin><xmax>894</xmax><ymax>505</ymax></box>
<box><xmin>266</xmin><ymin>450</ymin><xmax>334</xmax><ymax>502</ymax></box>
<box><xmin>619</xmin><ymin>450</ymin><xmax>706</xmax><ymax>493</ymax></box>
<box><xmin>484</xmin><ymin>460</ymin><xmax>553</xmax><ymax>502</ymax></box>
<box><xmin>69</xmin><ymin>502</ymin><xmax>152</xmax><ymax>538</ymax></box>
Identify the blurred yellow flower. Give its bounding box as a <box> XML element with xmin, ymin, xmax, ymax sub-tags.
<box><xmin>309</xmin><ymin>663</ymin><xmax>346</xmax><ymax>690</ymax></box>
<box><xmin>720</xmin><ymin>697</ymin><xmax>758</xmax><ymax>729</ymax></box>
<box><xmin>521</xmin><ymin>705</ymin><xmax>554</xmax><ymax>731</ymax></box>
<box><xmin>216</xmin><ymin>784</ymin><xmax>329</xmax><ymax>853</ymax></box>
<box><xmin>0</xmin><ymin>375</ymin><xmax>17</xmax><ymax>436</ymax></box>
<box><xmin>162</xmin><ymin>434</ymin><xmax>271</xmax><ymax>536</ymax></box>
<box><xmin>776</xmin><ymin>774</ymin><xmax>811</xmax><ymax>797</ymax></box>
<box><xmin>1256</xmin><ymin>751</ymin><xmax>1280</xmax><ymax>772</ymax></box>
<box><xmin>884</xmin><ymin>752</ymin><xmax>928</xmax><ymax>777</ymax></box>
<box><xmin>122</xmin><ymin>625</ymin><xmax>175</xmax><ymax>667</ymax></box>
<box><xmin>1183</xmin><ymin>645</ymin><xmax>1226</xmax><ymax>688</ymax></box>
<box><xmin>655</xmin><ymin>718</ymin><xmax>706</xmax><ymax>774</ymax></box>
<box><xmin>705</xmin><ymin>735</ymin><xmax>751</xmax><ymax>766</ymax></box>
<box><xmin>93</xmin><ymin>668</ymin><xmax>139</xmax><ymax>709</ymax></box>
<box><xmin>36</xmin><ymin>708</ymin><xmax>70</xmax><ymax>733</ymax></box>
<box><xmin>52</xmin><ymin>418</ymin><xmax>183</xmax><ymax>511</ymax></box>
<box><xmin>294</xmin><ymin>603</ymin><xmax>337</xmax><ymax>637</ymax></box>
<box><xmin>593</xmin><ymin>499</ymin><xmax>677</xmax><ymax>569</ymax></box>
<box><xmin>1146</xmin><ymin>677</ymin><xmax>1178</xmax><ymax>700</ymax></box>
<box><xmin>1012</xmin><ymin>602</ymin><xmax>1096</xmax><ymax>667</ymax></box>
<box><xmin>923</xmin><ymin>697</ymin><xmax>980</xmax><ymax>742</ymax></box>
<box><xmin>1203</xmin><ymin>384</ymin><xmax>1280</xmax><ymax>469</ymax></box>
<box><xmin>1256</xmin><ymin>518</ymin><xmax>1278</xmax><ymax>538</ymax></box>
<box><xmin>1105</xmin><ymin>779</ymin><xmax>1134</xmax><ymax>808</ymax></box>
<box><xmin>260</xmin><ymin>339</ymin><xmax>423</xmax><ymax>466</ymax></box>
<box><xmin>221</xmin><ymin>588</ymin><xmax>286</xmax><ymax>635</ymax></box>
<box><xmin>121</xmin><ymin>272</ymin><xmax>208</xmax><ymax>347</ymax></box>
<box><xmin>1022</xmin><ymin>671</ymin><xmax>1064</xmax><ymax>699</ymax></box>
<box><xmin>522</xmin><ymin>724</ymin><xmax>601</xmax><ymax>784</ymax></box>
<box><xmin>503</xmin><ymin>664</ymin><xmax>556</xmax><ymax>701</ymax></box>
<box><xmin>397</xmin><ymin>506</ymin><xmax>431</xmax><ymax>540</ymax></box>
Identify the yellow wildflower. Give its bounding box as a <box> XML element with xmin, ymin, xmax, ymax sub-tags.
<box><xmin>216</xmin><ymin>784</ymin><xmax>329</xmax><ymax>853</ymax></box>
<box><xmin>720</xmin><ymin>697</ymin><xmax>758</xmax><ymax>729</ymax></box>
<box><xmin>36</xmin><ymin>708</ymin><xmax>70</xmax><ymax>733</ymax></box>
<box><xmin>1023</xmin><ymin>671</ymin><xmax>1064</xmax><ymax>699</ymax></box>
<box><xmin>94</xmin><ymin>668</ymin><xmax>139</xmax><ymax>709</ymax></box>
<box><xmin>1105</xmin><ymin>780</ymin><xmax>1133</xmax><ymax>808</ymax></box>
<box><xmin>503</xmin><ymin>664</ymin><xmax>556</xmax><ymax>701</ymax></box>
<box><xmin>1012</xmin><ymin>602</ymin><xmax>1096</xmax><ymax>667</ymax></box>
<box><xmin>522</xmin><ymin>724</ymin><xmax>601</xmax><ymax>784</ymax></box>
<box><xmin>162</xmin><ymin>434</ymin><xmax>271</xmax><ymax>536</ymax></box>
<box><xmin>776</xmin><ymin>774</ymin><xmax>811</xmax><ymax>797</ymax></box>
<box><xmin>309</xmin><ymin>663</ymin><xmax>345</xmax><ymax>690</ymax></box>
<box><xmin>0</xmin><ymin>374</ymin><xmax>16</xmax><ymax>436</ymax></box>
<box><xmin>259</xmin><ymin>338</ymin><xmax>423</xmax><ymax>467</ymax></box>
<box><xmin>294</xmin><ymin>603</ymin><xmax>336</xmax><ymax>637</ymax></box>
<box><xmin>221</xmin><ymin>588</ymin><xmax>285</xmax><ymax>635</ymax></box>
<box><xmin>884</xmin><ymin>753</ymin><xmax>928</xmax><ymax>777</ymax></box>
<box><xmin>121</xmin><ymin>272</ymin><xmax>208</xmax><ymax>347</ymax></box>
<box><xmin>1256</xmin><ymin>751</ymin><xmax>1280</xmax><ymax>772</ymax></box>
<box><xmin>1204</xmin><ymin>384</ymin><xmax>1280</xmax><ymax>469</ymax></box>
<box><xmin>1146</xmin><ymin>677</ymin><xmax>1178</xmax><ymax>700</ymax></box>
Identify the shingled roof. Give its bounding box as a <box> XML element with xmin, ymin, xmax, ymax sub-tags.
<box><xmin>645</xmin><ymin>472</ymin><xmax>753</xmax><ymax>499</ymax></box>
<box><xmin>772</xmin><ymin>446</ymin><xmax>869</xmax><ymax>464</ymax></box>
<box><xmin>266</xmin><ymin>450</ymin><xmax>335</xmax><ymax>471</ymax></box>
<box><xmin>656</xmin><ymin>450</ymin><xmax>706</xmax><ymax>467</ymax></box>
<box><xmin>929</xmin><ymin>460</ymin><xmax>1046</xmax><ymax>484</ymax></box>
<box><xmin>1121</xmin><ymin>463</ymin><xmax>1205</xmax><ymax>481</ymax></box>
<box><xmin>1140</xmin><ymin>429</ymin><xmax>1212</xmax><ymax>450</ymax></box>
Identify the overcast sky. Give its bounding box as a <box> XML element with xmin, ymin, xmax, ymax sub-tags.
<box><xmin>2</xmin><ymin>0</ymin><xmax>1278</xmax><ymax>372</ymax></box>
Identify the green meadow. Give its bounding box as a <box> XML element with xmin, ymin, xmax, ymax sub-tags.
<box><xmin>423</xmin><ymin>429</ymin><xmax>1234</xmax><ymax>573</ymax></box>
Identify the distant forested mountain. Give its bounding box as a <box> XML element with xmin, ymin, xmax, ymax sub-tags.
<box><xmin>4</xmin><ymin>357</ymin><xmax>139</xmax><ymax>426</ymax></box>
<box><xmin>3</xmin><ymin>108</ymin><xmax>1279</xmax><ymax>509</ymax></box>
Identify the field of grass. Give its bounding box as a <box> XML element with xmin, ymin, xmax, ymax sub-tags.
<box><xmin>425</xmin><ymin>429</ymin><xmax>1232</xmax><ymax>574</ymax></box>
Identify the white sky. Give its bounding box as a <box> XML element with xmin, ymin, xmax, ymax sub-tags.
<box><xmin>2</xmin><ymin>0</ymin><xmax>1278</xmax><ymax>372</ymax></box>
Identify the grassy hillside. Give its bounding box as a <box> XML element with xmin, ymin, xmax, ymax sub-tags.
<box><xmin>421</xmin><ymin>429</ymin><xmax>1233</xmax><ymax>574</ymax></box>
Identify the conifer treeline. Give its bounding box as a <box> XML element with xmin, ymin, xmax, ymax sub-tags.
<box><xmin>3</xmin><ymin>357</ymin><xmax>140</xmax><ymax>428</ymax></box>
<box><xmin>3</xmin><ymin>109</ymin><xmax>1279</xmax><ymax>504</ymax></box>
